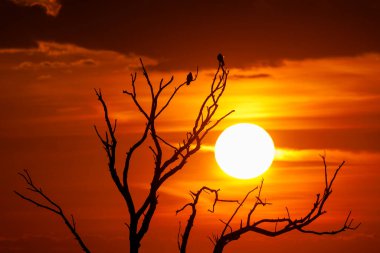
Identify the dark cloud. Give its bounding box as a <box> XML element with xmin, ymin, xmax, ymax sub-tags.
<box><xmin>9</xmin><ymin>0</ymin><xmax>61</xmax><ymax>16</ymax></box>
<box><xmin>1</xmin><ymin>0</ymin><xmax>380</xmax><ymax>69</ymax></box>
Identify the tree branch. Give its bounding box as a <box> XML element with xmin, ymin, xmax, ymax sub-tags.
<box><xmin>213</xmin><ymin>157</ymin><xmax>360</xmax><ymax>253</ymax></box>
<box><xmin>159</xmin><ymin>65</ymin><xmax>232</xmax><ymax>186</ymax></box>
<box><xmin>94</xmin><ymin>89</ymin><xmax>136</xmax><ymax>216</ymax></box>
<box><xmin>176</xmin><ymin>186</ymin><xmax>238</xmax><ymax>253</ymax></box>
<box><xmin>15</xmin><ymin>170</ymin><xmax>91</xmax><ymax>253</ymax></box>
<box><xmin>156</xmin><ymin>67</ymin><xmax>198</xmax><ymax>119</ymax></box>
<box><xmin>123</xmin><ymin>72</ymin><xmax>150</xmax><ymax>120</ymax></box>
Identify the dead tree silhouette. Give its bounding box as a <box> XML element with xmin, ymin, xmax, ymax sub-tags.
<box><xmin>16</xmin><ymin>56</ymin><xmax>232</xmax><ymax>253</ymax></box>
<box><xmin>93</xmin><ymin>59</ymin><xmax>232</xmax><ymax>253</ymax></box>
<box><xmin>176</xmin><ymin>155</ymin><xmax>360</xmax><ymax>253</ymax></box>
<box><xmin>15</xmin><ymin>56</ymin><xmax>359</xmax><ymax>253</ymax></box>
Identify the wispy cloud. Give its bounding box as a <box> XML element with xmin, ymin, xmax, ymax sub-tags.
<box><xmin>215</xmin><ymin>54</ymin><xmax>380</xmax><ymax>131</ymax></box>
<box><xmin>0</xmin><ymin>41</ymin><xmax>159</xmax><ymax>137</ymax></box>
<box><xmin>275</xmin><ymin>148</ymin><xmax>380</xmax><ymax>164</ymax></box>
<box><xmin>0</xmin><ymin>41</ymin><xmax>158</xmax><ymax>73</ymax></box>
<box><xmin>10</xmin><ymin>0</ymin><xmax>62</xmax><ymax>17</ymax></box>
<box><xmin>14</xmin><ymin>58</ymin><xmax>98</xmax><ymax>70</ymax></box>
<box><xmin>197</xmin><ymin>144</ymin><xmax>380</xmax><ymax>164</ymax></box>
<box><xmin>230</xmin><ymin>73</ymin><xmax>271</xmax><ymax>80</ymax></box>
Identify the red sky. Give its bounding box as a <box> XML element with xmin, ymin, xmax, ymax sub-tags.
<box><xmin>1</xmin><ymin>1</ymin><xmax>379</xmax><ymax>252</ymax></box>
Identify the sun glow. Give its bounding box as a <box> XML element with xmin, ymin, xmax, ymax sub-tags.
<box><xmin>214</xmin><ymin>123</ymin><xmax>275</xmax><ymax>179</ymax></box>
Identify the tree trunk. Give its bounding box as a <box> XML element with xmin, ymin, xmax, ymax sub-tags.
<box><xmin>129</xmin><ymin>219</ymin><xmax>140</xmax><ymax>253</ymax></box>
<box><xmin>129</xmin><ymin>235</ymin><xmax>140</xmax><ymax>253</ymax></box>
<box><xmin>213</xmin><ymin>240</ymin><xmax>226</xmax><ymax>253</ymax></box>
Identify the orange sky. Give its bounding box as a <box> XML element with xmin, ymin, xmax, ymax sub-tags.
<box><xmin>1</xmin><ymin>1</ymin><xmax>380</xmax><ymax>253</ymax></box>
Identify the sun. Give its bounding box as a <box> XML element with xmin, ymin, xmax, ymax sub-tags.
<box><xmin>214</xmin><ymin>123</ymin><xmax>275</xmax><ymax>179</ymax></box>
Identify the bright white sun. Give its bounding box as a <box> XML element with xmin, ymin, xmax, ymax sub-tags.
<box><xmin>214</xmin><ymin>123</ymin><xmax>275</xmax><ymax>179</ymax></box>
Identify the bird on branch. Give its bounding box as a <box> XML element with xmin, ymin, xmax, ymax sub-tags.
<box><xmin>186</xmin><ymin>72</ymin><xmax>193</xmax><ymax>85</ymax></box>
<box><xmin>217</xmin><ymin>53</ymin><xmax>225</xmax><ymax>67</ymax></box>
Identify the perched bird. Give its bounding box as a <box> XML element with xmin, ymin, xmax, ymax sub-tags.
<box><xmin>217</xmin><ymin>53</ymin><xmax>225</xmax><ymax>66</ymax></box>
<box><xmin>186</xmin><ymin>72</ymin><xmax>193</xmax><ymax>85</ymax></box>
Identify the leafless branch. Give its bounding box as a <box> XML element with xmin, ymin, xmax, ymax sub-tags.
<box><xmin>220</xmin><ymin>187</ymin><xmax>258</xmax><ymax>237</ymax></box>
<box><xmin>247</xmin><ymin>179</ymin><xmax>269</xmax><ymax>226</ymax></box>
<box><xmin>94</xmin><ymin>89</ymin><xmax>135</xmax><ymax>216</ymax></box>
<box><xmin>212</xmin><ymin>157</ymin><xmax>360</xmax><ymax>253</ymax></box>
<box><xmin>177</xmin><ymin>221</ymin><xmax>182</xmax><ymax>251</ymax></box>
<box><xmin>320</xmin><ymin>152</ymin><xmax>328</xmax><ymax>189</ymax></box>
<box><xmin>158</xmin><ymin>64</ymin><xmax>232</xmax><ymax>186</ymax></box>
<box><xmin>219</xmin><ymin>219</ymin><xmax>233</xmax><ymax>233</ymax></box>
<box><xmin>122</xmin><ymin>72</ymin><xmax>150</xmax><ymax>120</ymax></box>
<box><xmin>176</xmin><ymin>186</ymin><xmax>238</xmax><ymax>253</ymax></box>
<box><xmin>14</xmin><ymin>170</ymin><xmax>90</xmax><ymax>253</ymax></box>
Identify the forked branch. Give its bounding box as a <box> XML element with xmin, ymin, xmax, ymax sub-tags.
<box><xmin>158</xmin><ymin>64</ymin><xmax>233</xmax><ymax>186</ymax></box>
<box><xmin>176</xmin><ymin>187</ymin><xmax>238</xmax><ymax>253</ymax></box>
<box><xmin>212</xmin><ymin>157</ymin><xmax>360</xmax><ymax>253</ymax></box>
<box><xmin>14</xmin><ymin>170</ymin><xmax>91</xmax><ymax>253</ymax></box>
<box><xmin>94</xmin><ymin>57</ymin><xmax>233</xmax><ymax>252</ymax></box>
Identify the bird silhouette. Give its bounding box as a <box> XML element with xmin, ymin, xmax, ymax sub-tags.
<box><xmin>186</xmin><ymin>72</ymin><xmax>193</xmax><ymax>85</ymax></box>
<box><xmin>217</xmin><ymin>53</ymin><xmax>225</xmax><ymax>66</ymax></box>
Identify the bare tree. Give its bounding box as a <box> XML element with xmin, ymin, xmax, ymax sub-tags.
<box><xmin>16</xmin><ymin>57</ymin><xmax>232</xmax><ymax>253</ymax></box>
<box><xmin>15</xmin><ymin>56</ymin><xmax>359</xmax><ymax>253</ymax></box>
<box><xmin>93</xmin><ymin>59</ymin><xmax>232</xmax><ymax>253</ymax></box>
<box><xmin>176</xmin><ymin>155</ymin><xmax>360</xmax><ymax>253</ymax></box>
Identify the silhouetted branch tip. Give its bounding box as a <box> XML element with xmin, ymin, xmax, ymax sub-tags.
<box><xmin>15</xmin><ymin>170</ymin><xmax>91</xmax><ymax>253</ymax></box>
